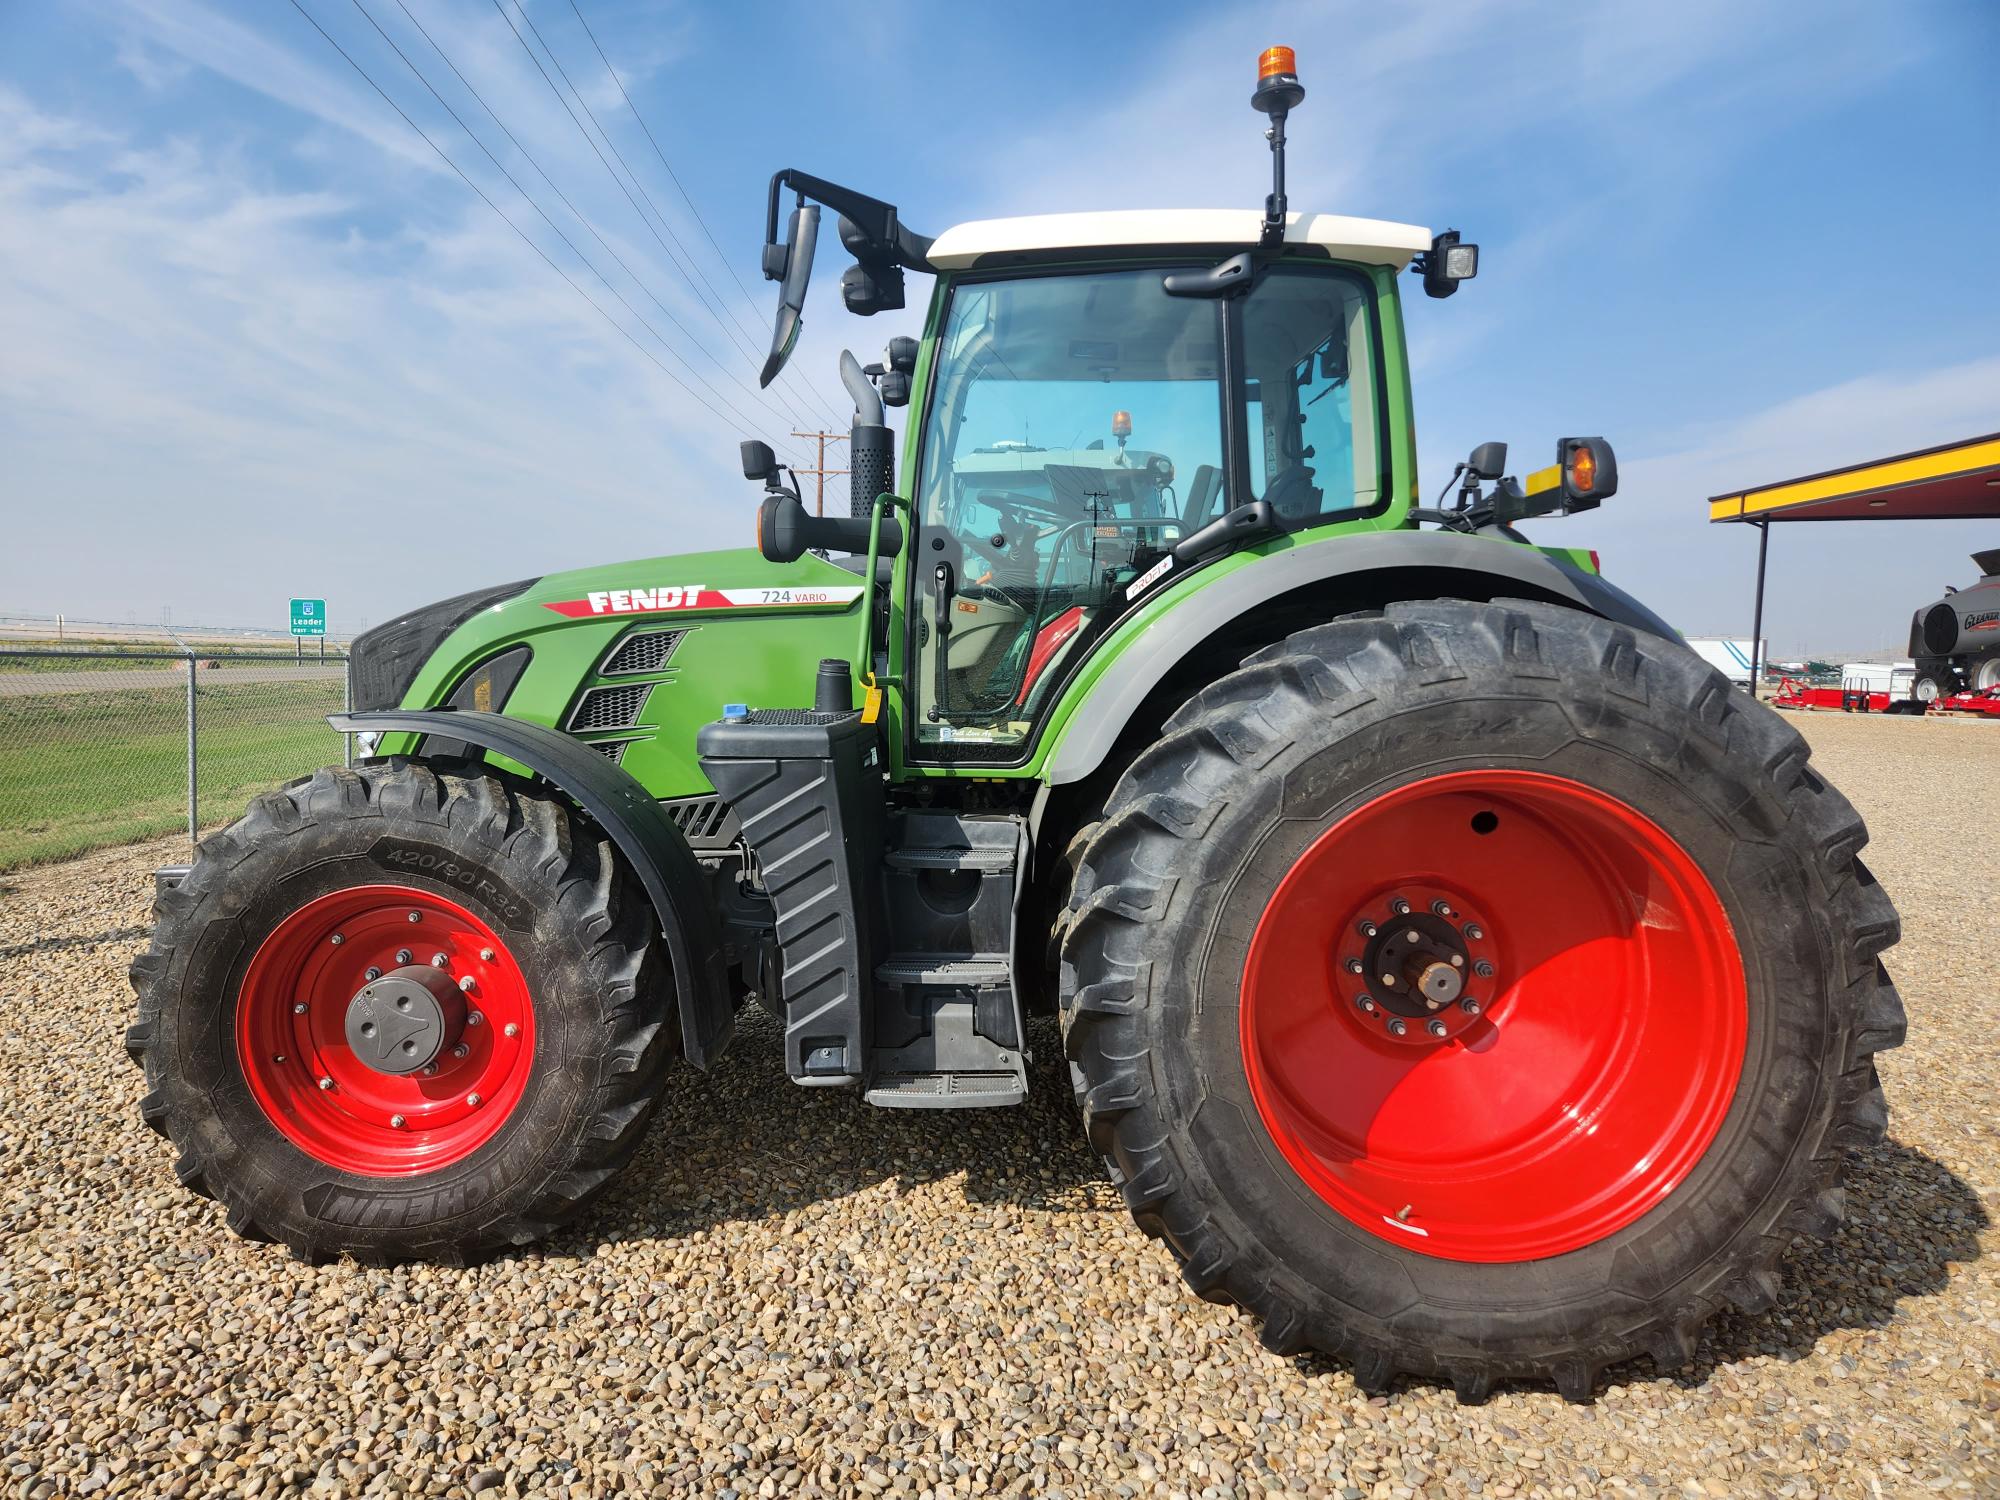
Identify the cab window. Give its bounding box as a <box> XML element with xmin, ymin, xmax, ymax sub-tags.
<box><xmin>1242</xmin><ymin>268</ymin><xmax>1381</xmax><ymax>523</ymax></box>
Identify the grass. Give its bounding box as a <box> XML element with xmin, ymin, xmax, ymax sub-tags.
<box><xmin>0</xmin><ymin>641</ymin><xmax>344</xmax><ymax>674</ymax></box>
<box><xmin>0</xmin><ymin>677</ymin><xmax>348</xmax><ymax>871</ymax></box>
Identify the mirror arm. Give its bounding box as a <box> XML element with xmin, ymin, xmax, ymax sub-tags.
<box><xmin>765</xmin><ymin>169</ymin><xmax>933</xmax><ymax>274</ymax></box>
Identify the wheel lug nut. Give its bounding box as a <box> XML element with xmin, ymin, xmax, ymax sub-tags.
<box><xmin>1427</xmin><ymin>1019</ymin><xmax>1448</xmax><ymax>1038</ymax></box>
<box><xmin>459</xmin><ymin>977</ymin><xmax>477</xmax><ymax>993</ymax></box>
<box><xmin>1404</xmin><ymin>929</ymin><xmax>1420</xmax><ymax>943</ymax></box>
<box><xmin>317</xmin><ymin>1076</ymin><xmax>334</xmax><ymax>1091</ymax></box>
<box><xmin>1474</xmin><ymin>959</ymin><xmax>1495</xmax><ymax>978</ymax></box>
<box><xmin>1464</xmin><ymin>924</ymin><xmax>1484</xmax><ymax>941</ymax></box>
<box><xmin>423</xmin><ymin>1063</ymin><xmax>439</xmax><ymax>1076</ymax></box>
<box><xmin>466</xmin><ymin>1009</ymin><xmax>483</xmax><ymax>1026</ymax></box>
<box><xmin>1461</xmin><ymin>998</ymin><xmax>1482</xmax><ymax>1015</ymax></box>
<box><xmin>1450</xmin><ymin>954</ymin><xmax>1464</xmax><ymax>968</ymax></box>
<box><xmin>430</xmin><ymin>952</ymin><xmax>449</xmax><ymax>969</ymax></box>
<box><xmin>1390</xmin><ymin>899</ymin><xmax>1410</xmax><ymax>916</ymax></box>
<box><xmin>1357</xmin><ymin>920</ymin><xmax>1377</xmax><ymax>939</ymax></box>
<box><xmin>452</xmin><ymin>1043</ymin><xmax>470</xmax><ymax>1059</ymax></box>
<box><xmin>1355</xmin><ymin>996</ymin><xmax>1377</xmax><ymax>1014</ymax></box>
<box><xmin>390</xmin><ymin>1114</ymin><xmax>406</xmax><ymax>1129</ymax></box>
<box><xmin>479</xmin><ymin>948</ymin><xmax>496</xmax><ymax>962</ymax></box>
<box><xmin>1431</xmin><ymin>900</ymin><xmax>1454</xmax><ymax>917</ymax></box>
<box><xmin>1380</xmin><ymin>973</ymin><xmax>1396</xmax><ymax>987</ymax></box>
<box><xmin>293</xmin><ymin>1001</ymin><xmax>309</xmax><ymax>1015</ymax></box>
<box><xmin>407</xmin><ymin>911</ymin><xmax>422</xmax><ymax>923</ymax></box>
<box><xmin>1345</xmin><ymin>957</ymin><xmax>1364</xmax><ymax>975</ymax></box>
<box><xmin>273</xmin><ymin>1054</ymin><xmax>286</xmax><ymax>1064</ymax></box>
<box><xmin>503</xmin><ymin>1022</ymin><xmax>519</xmax><ymax>1038</ymax></box>
<box><xmin>466</xmin><ymin>1093</ymin><xmax>483</xmax><ymax>1108</ymax></box>
<box><xmin>1386</xmin><ymin>1018</ymin><xmax>1408</xmax><ymax>1036</ymax></box>
<box><xmin>396</xmin><ymin>949</ymin><xmax>413</xmax><ymax>965</ymax></box>
<box><xmin>329</xmin><ymin>933</ymin><xmax>345</xmax><ymax>946</ymax></box>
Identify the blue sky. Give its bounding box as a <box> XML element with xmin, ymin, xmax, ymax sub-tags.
<box><xmin>2</xmin><ymin>0</ymin><xmax>1995</xmax><ymax>653</ymax></box>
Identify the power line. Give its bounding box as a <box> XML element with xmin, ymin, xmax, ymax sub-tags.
<box><xmin>565</xmin><ymin>0</ymin><xmax>845</xmax><ymax>430</ymax></box>
<box><xmin>380</xmin><ymin>0</ymin><xmax>811</xmax><ymax>456</ymax></box>
<box><xmin>790</xmin><ymin>430</ymin><xmax>849</xmax><ymax>518</ymax></box>
<box><xmin>285</xmin><ymin>0</ymin><xmax>751</xmax><ymax>433</ymax></box>
<box><xmin>489</xmin><ymin>0</ymin><xmax>821</xmax><ymax>434</ymax></box>
<box><xmin>339</xmin><ymin>0</ymin><xmax>801</xmax><ymax>456</ymax></box>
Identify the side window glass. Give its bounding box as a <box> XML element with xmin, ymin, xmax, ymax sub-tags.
<box><xmin>1242</xmin><ymin>270</ymin><xmax>1379</xmax><ymax>524</ymax></box>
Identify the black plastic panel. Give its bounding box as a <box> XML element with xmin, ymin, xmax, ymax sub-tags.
<box><xmin>696</xmin><ymin>711</ymin><xmax>886</xmax><ymax>1084</ymax></box>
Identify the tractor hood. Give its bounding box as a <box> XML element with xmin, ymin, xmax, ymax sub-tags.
<box><xmin>356</xmin><ymin>546</ymin><xmax>870</xmax><ymax>718</ymax></box>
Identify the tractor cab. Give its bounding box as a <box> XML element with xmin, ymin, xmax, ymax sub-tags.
<box><xmin>747</xmin><ymin>146</ymin><xmax>1447</xmax><ymax>757</ymax></box>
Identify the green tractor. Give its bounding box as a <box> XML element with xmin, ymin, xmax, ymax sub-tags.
<box><xmin>129</xmin><ymin>49</ymin><xmax>1904</xmax><ymax>1400</ymax></box>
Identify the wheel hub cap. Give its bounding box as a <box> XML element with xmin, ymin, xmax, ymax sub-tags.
<box><xmin>343</xmin><ymin>966</ymin><xmax>463</xmax><ymax>1076</ymax></box>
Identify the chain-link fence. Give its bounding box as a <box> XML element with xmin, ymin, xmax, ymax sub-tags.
<box><xmin>0</xmin><ymin>647</ymin><xmax>351</xmax><ymax>873</ymax></box>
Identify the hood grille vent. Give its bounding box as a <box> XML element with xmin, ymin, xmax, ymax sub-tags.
<box><xmin>602</xmin><ymin>629</ymin><xmax>686</xmax><ymax>676</ymax></box>
<box><xmin>569</xmin><ymin>682</ymin><xmax>651</xmax><ymax>732</ymax></box>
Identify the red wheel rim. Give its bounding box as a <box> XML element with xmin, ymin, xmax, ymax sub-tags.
<box><xmin>236</xmin><ymin>886</ymin><xmax>535</xmax><ymax>1176</ymax></box>
<box><xmin>1239</xmin><ymin>770</ymin><xmax>1747</xmax><ymax>1262</ymax></box>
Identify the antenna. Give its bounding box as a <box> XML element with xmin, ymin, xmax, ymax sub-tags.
<box><xmin>1251</xmin><ymin>47</ymin><xmax>1305</xmax><ymax>250</ymax></box>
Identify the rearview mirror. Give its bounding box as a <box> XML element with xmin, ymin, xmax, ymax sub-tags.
<box><xmin>740</xmin><ymin>439</ymin><xmax>779</xmax><ymax>484</ymax></box>
<box><xmin>760</xmin><ymin>201</ymin><xmax>820</xmax><ymax>388</ymax></box>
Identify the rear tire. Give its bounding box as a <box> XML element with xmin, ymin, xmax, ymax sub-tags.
<box><xmin>127</xmin><ymin>760</ymin><xmax>675</xmax><ymax>1263</ymax></box>
<box><xmin>1059</xmin><ymin>599</ymin><xmax>1905</xmax><ymax>1399</ymax></box>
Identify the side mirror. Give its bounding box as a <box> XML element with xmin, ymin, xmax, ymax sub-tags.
<box><xmin>740</xmin><ymin>439</ymin><xmax>779</xmax><ymax>484</ymax></box>
<box><xmin>1467</xmin><ymin>440</ymin><xmax>1507</xmax><ymax>481</ymax></box>
<box><xmin>757</xmin><ymin>493</ymin><xmax>903</xmax><ymax>563</ymax></box>
<box><xmin>1418</xmin><ymin>229</ymin><xmax>1478</xmax><ymax>299</ymax></box>
<box><xmin>759</xmin><ymin>201</ymin><xmax>819</xmax><ymax>388</ymax></box>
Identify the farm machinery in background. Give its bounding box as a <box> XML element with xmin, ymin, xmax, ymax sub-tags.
<box><xmin>1768</xmin><ymin>549</ymin><xmax>2000</xmax><ymax>717</ymax></box>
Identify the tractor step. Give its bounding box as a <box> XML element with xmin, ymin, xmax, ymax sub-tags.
<box><xmin>865</xmin><ymin>1069</ymin><xmax>1026</xmax><ymax>1109</ymax></box>
<box><xmin>865</xmin><ymin>812</ymin><xmax>1030</xmax><ymax>1108</ymax></box>
<box><xmin>865</xmin><ymin>986</ymin><xmax>1027</xmax><ymax>1108</ymax></box>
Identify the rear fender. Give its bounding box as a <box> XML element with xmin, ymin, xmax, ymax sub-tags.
<box><xmin>1041</xmin><ymin>530</ymin><xmax>1683</xmax><ymax>786</ymax></box>
<box><xmin>331</xmin><ymin>708</ymin><xmax>732</xmax><ymax>1068</ymax></box>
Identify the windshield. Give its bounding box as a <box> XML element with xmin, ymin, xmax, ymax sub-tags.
<box><xmin>909</xmin><ymin>263</ymin><xmax>1378</xmax><ymax>760</ymax></box>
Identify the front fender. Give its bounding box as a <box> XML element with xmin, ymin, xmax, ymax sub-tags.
<box><xmin>1040</xmin><ymin>530</ymin><xmax>1682</xmax><ymax>785</ymax></box>
<box><xmin>330</xmin><ymin>708</ymin><xmax>732</xmax><ymax>1069</ymax></box>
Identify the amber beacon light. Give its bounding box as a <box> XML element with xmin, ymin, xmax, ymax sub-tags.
<box><xmin>1253</xmin><ymin>46</ymin><xmax>1304</xmax><ymax>113</ymax></box>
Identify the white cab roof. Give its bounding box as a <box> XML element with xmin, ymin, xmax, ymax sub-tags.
<box><xmin>927</xmin><ymin>210</ymin><xmax>1431</xmax><ymax>271</ymax></box>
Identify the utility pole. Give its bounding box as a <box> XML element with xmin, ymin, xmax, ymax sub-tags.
<box><xmin>790</xmin><ymin>431</ymin><xmax>850</xmax><ymax>517</ymax></box>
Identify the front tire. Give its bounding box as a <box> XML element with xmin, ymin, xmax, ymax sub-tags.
<box><xmin>1059</xmin><ymin>600</ymin><xmax>1905</xmax><ymax>1399</ymax></box>
<box><xmin>127</xmin><ymin>761</ymin><xmax>675</xmax><ymax>1263</ymax></box>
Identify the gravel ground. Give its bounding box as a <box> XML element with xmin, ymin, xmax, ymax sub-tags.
<box><xmin>2</xmin><ymin>710</ymin><xmax>1994</xmax><ymax>1499</ymax></box>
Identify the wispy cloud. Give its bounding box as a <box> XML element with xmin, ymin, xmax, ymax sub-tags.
<box><xmin>0</xmin><ymin>82</ymin><xmax>758</xmax><ymax>630</ymax></box>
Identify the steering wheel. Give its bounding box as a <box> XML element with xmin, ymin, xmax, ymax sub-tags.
<box><xmin>965</xmin><ymin>489</ymin><xmax>1079</xmax><ymax>571</ymax></box>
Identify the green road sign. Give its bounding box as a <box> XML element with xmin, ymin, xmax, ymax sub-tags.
<box><xmin>289</xmin><ymin>598</ymin><xmax>327</xmax><ymax>637</ymax></box>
